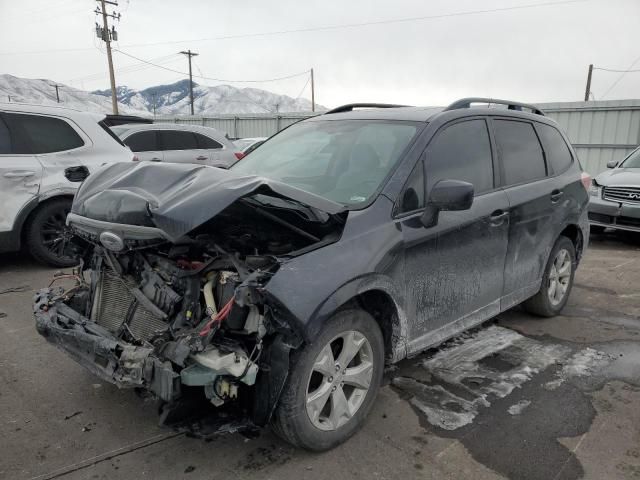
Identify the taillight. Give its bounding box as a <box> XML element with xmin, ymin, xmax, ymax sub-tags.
<box><xmin>234</xmin><ymin>152</ymin><xmax>245</xmax><ymax>160</ymax></box>
<box><xmin>132</xmin><ymin>155</ymin><xmax>140</xmax><ymax>162</ymax></box>
<box><xmin>580</xmin><ymin>171</ymin><xmax>591</xmax><ymax>191</ymax></box>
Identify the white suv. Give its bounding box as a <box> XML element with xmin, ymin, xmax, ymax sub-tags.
<box><xmin>111</xmin><ymin>123</ymin><xmax>244</xmax><ymax>168</ymax></box>
<box><xmin>0</xmin><ymin>103</ymin><xmax>134</xmax><ymax>266</ymax></box>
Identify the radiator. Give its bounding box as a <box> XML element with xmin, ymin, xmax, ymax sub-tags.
<box><xmin>91</xmin><ymin>267</ymin><xmax>168</xmax><ymax>341</ymax></box>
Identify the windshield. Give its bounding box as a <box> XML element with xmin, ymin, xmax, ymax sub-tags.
<box><xmin>231</xmin><ymin>120</ymin><xmax>419</xmax><ymax>206</ymax></box>
<box><xmin>620</xmin><ymin>147</ymin><xmax>640</xmax><ymax>168</ymax></box>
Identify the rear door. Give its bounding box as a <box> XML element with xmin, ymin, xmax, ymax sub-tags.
<box><xmin>399</xmin><ymin>118</ymin><xmax>510</xmax><ymax>352</ymax></box>
<box><xmin>123</xmin><ymin>130</ymin><xmax>163</xmax><ymax>162</ymax></box>
<box><xmin>159</xmin><ymin>130</ymin><xmax>201</xmax><ymax>164</ymax></box>
<box><xmin>0</xmin><ymin>113</ymin><xmax>42</xmax><ymax>235</ymax></box>
<box><xmin>491</xmin><ymin>118</ymin><xmax>555</xmax><ymax>309</ymax></box>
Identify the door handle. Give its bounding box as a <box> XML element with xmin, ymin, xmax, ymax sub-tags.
<box><xmin>3</xmin><ymin>170</ymin><xmax>36</xmax><ymax>178</ymax></box>
<box><xmin>489</xmin><ymin>210</ymin><xmax>509</xmax><ymax>226</ymax></box>
<box><xmin>550</xmin><ymin>190</ymin><xmax>564</xmax><ymax>203</ymax></box>
<box><xmin>150</xmin><ymin>157</ymin><xmax>162</xmax><ymax>162</ymax></box>
<box><xmin>195</xmin><ymin>155</ymin><xmax>208</xmax><ymax>161</ymax></box>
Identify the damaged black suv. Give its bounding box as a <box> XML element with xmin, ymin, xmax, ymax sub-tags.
<box><xmin>35</xmin><ymin>98</ymin><xmax>590</xmax><ymax>451</ymax></box>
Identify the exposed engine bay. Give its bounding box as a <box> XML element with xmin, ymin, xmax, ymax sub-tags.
<box><xmin>34</xmin><ymin>180</ymin><xmax>347</xmax><ymax>432</ymax></box>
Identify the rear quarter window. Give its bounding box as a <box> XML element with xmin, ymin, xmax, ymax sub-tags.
<box><xmin>3</xmin><ymin>113</ymin><xmax>85</xmax><ymax>154</ymax></box>
<box><xmin>536</xmin><ymin>123</ymin><xmax>573</xmax><ymax>174</ymax></box>
<box><xmin>493</xmin><ymin>119</ymin><xmax>546</xmax><ymax>186</ymax></box>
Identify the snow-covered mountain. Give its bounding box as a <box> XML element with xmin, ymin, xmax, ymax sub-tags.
<box><xmin>92</xmin><ymin>79</ymin><xmax>321</xmax><ymax>115</ymax></box>
<box><xmin>0</xmin><ymin>74</ymin><xmax>148</xmax><ymax>116</ymax></box>
<box><xmin>0</xmin><ymin>74</ymin><xmax>321</xmax><ymax>116</ymax></box>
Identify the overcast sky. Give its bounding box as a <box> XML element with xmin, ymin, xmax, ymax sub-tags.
<box><xmin>1</xmin><ymin>0</ymin><xmax>639</xmax><ymax>107</ymax></box>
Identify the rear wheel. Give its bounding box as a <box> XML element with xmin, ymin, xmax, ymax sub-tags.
<box><xmin>271</xmin><ymin>309</ymin><xmax>384</xmax><ymax>451</ymax></box>
<box><xmin>25</xmin><ymin>198</ymin><xmax>77</xmax><ymax>267</ymax></box>
<box><xmin>523</xmin><ymin>236</ymin><xmax>576</xmax><ymax>317</ymax></box>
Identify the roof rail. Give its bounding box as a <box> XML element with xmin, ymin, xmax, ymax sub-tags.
<box><xmin>324</xmin><ymin>103</ymin><xmax>411</xmax><ymax>115</ymax></box>
<box><xmin>444</xmin><ymin>97</ymin><xmax>545</xmax><ymax>116</ymax></box>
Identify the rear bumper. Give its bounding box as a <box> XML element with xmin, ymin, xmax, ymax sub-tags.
<box><xmin>588</xmin><ymin>196</ymin><xmax>640</xmax><ymax>233</ymax></box>
<box><xmin>34</xmin><ymin>288</ymin><xmax>181</xmax><ymax>401</ymax></box>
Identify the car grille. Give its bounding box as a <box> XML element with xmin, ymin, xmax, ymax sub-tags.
<box><xmin>91</xmin><ymin>267</ymin><xmax>168</xmax><ymax>341</ymax></box>
<box><xmin>602</xmin><ymin>186</ymin><xmax>640</xmax><ymax>204</ymax></box>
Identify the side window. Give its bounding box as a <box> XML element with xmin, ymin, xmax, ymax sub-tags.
<box><xmin>194</xmin><ymin>133</ymin><xmax>223</xmax><ymax>149</ymax></box>
<box><xmin>0</xmin><ymin>116</ymin><xmax>11</xmax><ymax>154</ymax></box>
<box><xmin>399</xmin><ymin>161</ymin><xmax>425</xmax><ymax>213</ymax></box>
<box><xmin>493</xmin><ymin>120</ymin><xmax>546</xmax><ymax>185</ymax></box>
<box><xmin>161</xmin><ymin>130</ymin><xmax>198</xmax><ymax>151</ymax></box>
<box><xmin>425</xmin><ymin>119</ymin><xmax>494</xmax><ymax>194</ymax></box>
<box><xmin>3</xmin><ymin>113</ymin><xmax>84</xmax><ymax>154</ymax></box>
<box><xmin>536</xmin><ymin>123</ymin><xmax>573</xmax><ymax>174</ymax></box>
<box><xmin>124</xmin><ymin>131</ymin><xmax>159</xmax><ymax>152</ymax></box>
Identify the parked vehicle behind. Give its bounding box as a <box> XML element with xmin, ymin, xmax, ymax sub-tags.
<box><xmin>234</xmin><ymin>136</ymin><xmax>267</xmax><ymax>155</ymax></box>
<box><xmin>112</xmin><ymin>123</ymin><xmax>244</xmax><ymax>168</ymax></box>
<box><xmin>588</xmin><ymin>146</ymin><xmax>640</xmax><ymax>233</ymax></box>
<box><xmin>35</xmin><ymin>98</ymin><xmax>589</xmax><ymax>451</ymax></box>
<box><xmin>0</xmin><ymin>103</ymin><xmax>134</xmax><ymax>266</ymax></box>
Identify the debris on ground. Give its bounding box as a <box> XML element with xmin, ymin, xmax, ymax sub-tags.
<box><xmin>0</xmin><ymin>285</ymin><xmax>30</xmax><ymax>295</ymax></box>
<box><xmin>64</xmin><ymin>411</ymin><xmax>82</xmax><ymax>420</ymax></box>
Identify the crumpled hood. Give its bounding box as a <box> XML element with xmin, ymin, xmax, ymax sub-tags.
<box><xmin>71</xmin><ymin>162</ymin><xmax>345</xmax><ymax>241</ymax></box>
<box><xmin>595</xmin><ymin>168</ymin><xmax>640</xmax><ymax>186</ymax></box>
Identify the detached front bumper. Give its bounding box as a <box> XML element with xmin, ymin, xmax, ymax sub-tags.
<box><xmin>34</xmin><ymin>289</ymin><xmax>181</xmax><ymax>402</ymax></box>
<box><xmin>588</xmin><ymin>196</ymin><xmax>640</xmax><ymax>232</ymax></box>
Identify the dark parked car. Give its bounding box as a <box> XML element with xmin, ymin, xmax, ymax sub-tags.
<box><xmin>588</xmin><ymin>146</ymin><xmax>640</xmax><ymax>233</ymax></box>
<box><xmin>34</xmin><ymin>98</ymin><xmax>590</xmax><ymax>451</ymax></box>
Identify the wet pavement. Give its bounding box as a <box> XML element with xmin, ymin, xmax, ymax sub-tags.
<box><xmin>1</xmin><ymin>231</ymin><xmax>639</xmax><ymax>480</ymax></box>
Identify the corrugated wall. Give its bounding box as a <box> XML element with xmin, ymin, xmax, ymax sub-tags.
<box><xmin>157</xmin><ymin>99</ymin><xmax>640</xmax><ymax>175</ymax></box>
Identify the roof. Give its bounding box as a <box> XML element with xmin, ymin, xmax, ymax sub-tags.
<box><xmin>307</xmin><ymin>106</ymin><xmax>444</xmax><ymax>122</ymax></box>
<box><xmin>0</xmin><ymin>102</ymin><xmax>105</xmax><ymax>121</ymax></box>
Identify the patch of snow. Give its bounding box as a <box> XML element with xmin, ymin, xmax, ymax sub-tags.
<box><xmin>508</xmin><ymin>400</ymin><xmax>531</xmax><ymax>415</ymax></box>
<box><xmin>545</xmin><ymin>347</ymin><xmax>613</xmax><ymax>390</ymax></box>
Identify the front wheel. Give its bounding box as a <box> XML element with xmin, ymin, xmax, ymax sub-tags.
<box><xmin>25</xmin><ymin>198</ymin><xmax>77</xmax><ymax>267</ymax></box>
<box><xmin>271</xmin><ymin>309</ymin><xmax>384</xmax><ymax>451</ymax></box>
<box><xmin>523</xmin><ymin>235</ymin><xmax>576</xmax><ymax>317</ymax></box>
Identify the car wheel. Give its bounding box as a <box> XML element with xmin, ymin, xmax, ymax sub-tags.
<box><xmin>271</xmin><ymin>309</ymin><xmax>384</xmax><ymax>451</ymax></box>
<box><xmin>523</xmin><ymin>235</ymin><xmax>576</xmax><ymax>317</ymax></box>
<box><xmin>25</xmin><ymin>198</ymin><xmax>77</xmax><ymax>268</ymax></box>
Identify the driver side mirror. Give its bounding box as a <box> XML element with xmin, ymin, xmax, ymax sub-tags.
<box><xmin>606</xmin><ymin>160</ymin><xmax>618</xmax><ymax>169</ymax></box>
<box><xmin>421</xmin><ymin>179</ymin><xmax>474</xmax><ymax>228</ymax></box>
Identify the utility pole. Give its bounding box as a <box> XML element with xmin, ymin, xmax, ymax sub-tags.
<box><xmin>95</xmin><ymin>0</ymin><xmax>121</xmax><ymax>114</ymax></box>
<box><xmin>50</xmin><ymin>83</ymin><xmax>62</xmax><ymax>103</ymax></box>
<box><xmin>310</xmin><ymin>68</ymin><xmax>315</xmax><ymax>112</ymax></box>
<box><xmin>151</xmin><ymin>92</ymin><xmax>157</xmax><ymax>118</ymax></box>
<box><xmin>584</xmin><ymin>64</ymin><xmax>593</xmax><ymax>102</ymax></box>
<box><xmin>180</xmin><ymin>50</ymin><xmax>199</xmax><ymax>115</ymax></box>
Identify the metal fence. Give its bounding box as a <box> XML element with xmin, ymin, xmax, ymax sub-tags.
<box><xmin>157</xmin><ymin>99</ymin><xmax>640</xmax><ymax>175</ymax></box>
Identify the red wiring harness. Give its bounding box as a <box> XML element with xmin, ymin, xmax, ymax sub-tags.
<box><xmin>199</xmin><ymin>296</ymin><xmax>234</xmax><ymax>337</ymax></box>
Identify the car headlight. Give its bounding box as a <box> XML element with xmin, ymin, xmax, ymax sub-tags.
<box><xmin>588</xmin><ymin>181</ymin><xmax>601</xmax><ymax>197</ymax></box>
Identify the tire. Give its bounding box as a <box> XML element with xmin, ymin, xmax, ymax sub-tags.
<box><xmin>25</xmin><ymin>198</ymin><xmax>77</xmax><ymax>268</ymax></box>
<box><xmin>523</xmin><ymin>235</ymin><xmax>576</xmax><ymax>317</ymax></box>
<box><xmin>271</xmin><ymin>309</ymin><xmax>384</xmax><ymax>451</ymax></box>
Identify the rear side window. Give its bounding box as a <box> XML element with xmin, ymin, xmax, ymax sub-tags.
<box><xmin>161</xmin><ymin>130</ymin><xmax>198</xmax><ymax>150</ymax></box>
<box><xmin>124</xmin><ymin>131</ymin><xmax>159</xmax><ymax>152</ymax></box>
<box><xmin>194</xmin><ymin>133</ymin><xmax>223</xmax><ymax>149</ymax></box>
<box><xmin>494</xmin><ymin>120</ymin><xmax>546</xmax><ymax>185</ymax></box>
<box><xmin>536</xmin><ymin>123</ymin><xmax>573</xmax><ymax>174</ymax></box>
<box><xmin>0</xmin><ymin>117</ymin><xmax>11</xmax><ymax>154</ymax></box>
<box><xmin>424</xmin><ymin>119</ymin><xmax>494</xmax><ymax>194</ymax></box>
<box><xmin>3</xmin><ymin>113</ymin><xmax>84</xmax><ymax>154</ymax></box>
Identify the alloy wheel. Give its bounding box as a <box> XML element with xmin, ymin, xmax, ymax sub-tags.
<box><xmin>547</xmin><ymin>248</ymin><xmax>572</xmax><ymax>306</ymax></box>
<box><xmin>306</xmin><ymin>330</ymin><xmax>374</xmax><ymax>431</ymax></box>
<box><xmin>40</xmin><ymin>207</ymin><xmax>73</xmax><ymax>262</ymax></box>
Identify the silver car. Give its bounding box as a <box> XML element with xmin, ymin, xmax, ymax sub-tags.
<box><xmin>588</xmin><ymin>146</ymin><xmax>640</xmax><ymax>233</ymax></box>
<box><xmin>112</xmin><ymin>123</ymin><xmax>243</xmax><ymax>168</ymax></box>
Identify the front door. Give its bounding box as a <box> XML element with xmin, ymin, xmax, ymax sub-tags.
<box><xmin>397</xmin><ymin>118</ymin><xmax>510</xmax><ymax>354</ymax></box>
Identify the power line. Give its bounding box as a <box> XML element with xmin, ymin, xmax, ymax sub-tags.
<box><xmin>593</xmin><ymin>67</ymin><xmax>640</xmax><ymax>73</ymax></box>
<box><xmin>0</xmin><ymin>0</ymin><xmax>586</xmax><ymax>56</ymax></box>
<box><xmin>601</xmin><ymin>54</ymin><xmax>640</xmax><ymax>99</ymax></box>
<box><xmin>114</xmin><ymin>49</ymin><xmax>311</xmax><ymax>83</ymax></box>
